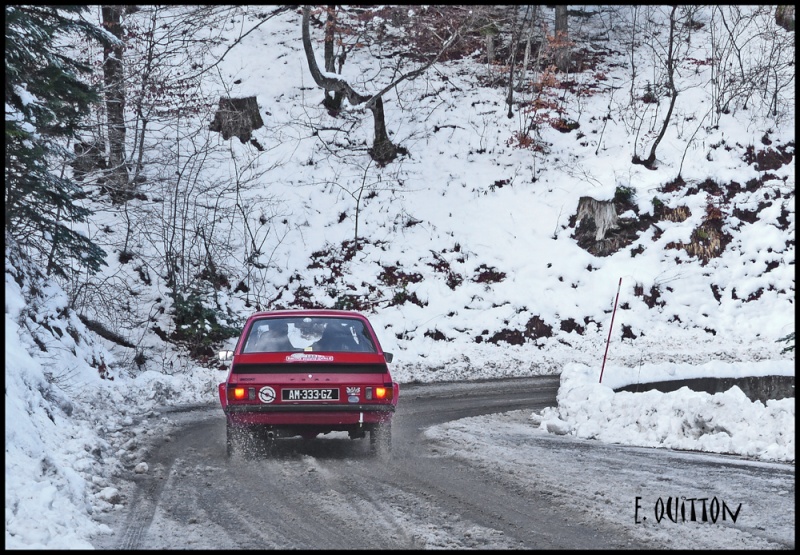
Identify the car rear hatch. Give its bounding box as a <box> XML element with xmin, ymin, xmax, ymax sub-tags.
<box><xmin>222</xmin><ymin>352</ymin><xmax>397</xmax><ymax>412</ymax></box>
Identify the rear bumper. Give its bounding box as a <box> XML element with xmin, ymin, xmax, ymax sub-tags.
<box><xmin>224</xmin><ymin>404</ymin><xmax>394</xmax><ymax>427</ymax></box>
<box><xmin>225</xmin><ymin>403</ymin><xmax>394</xmax><ymax>413</ymax></box>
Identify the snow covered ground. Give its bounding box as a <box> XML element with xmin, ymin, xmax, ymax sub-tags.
<box><xmin>425</xmin><ymin>408</ymin><xmax>795</xmax><ymax>549</ymax></box>
<box><xmin>5</xmin><ymin>5</ymin><xmax>794</xmax><ymax>550</ymax></box>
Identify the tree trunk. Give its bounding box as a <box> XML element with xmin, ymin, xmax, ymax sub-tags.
<box><xmin>636</xmin><ymin>6</ymin><xmax>678</xmax><ymax>169</ymax></box>
<box><xmin>102</xmin><ymin>5</ymin><xmax>129</xmax><ymax>202</ymax></box>
<box><xmin>517</xmin><ymin>6</ymin><xmax>538</xmax><ymax>90</ymax></box>
<box><xmin>367</xmin><ymin>97</ymin><xmax>398</xmax><ymax>165</ymax></box>
<box><xmin>775</xmin><ymin>5</ymin><xmax>795</xmax><ymax>31</ymax></box>
<box><xmin>554</xmin><ymin>5</ymin><xmax>569</xmax><ymax>72</ymax></box>
<box><xmin>505</xmin><ymin>6</ymin><xmax>520</xmax><ymax>118</ymax></box>
<box><xmin>322</xmin><ymin>5</ymin><xmax>343</xmax><ymax>114</ymax></box>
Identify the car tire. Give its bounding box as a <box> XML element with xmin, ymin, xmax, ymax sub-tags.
<box><xmin>370</xmin><ymin>421</ymin><xmax>392</xmax><ymax>459</ymax></box>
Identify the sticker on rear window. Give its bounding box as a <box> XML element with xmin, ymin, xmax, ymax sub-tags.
<box><xmin>285</xmin><ymin>353</ymin><xmax>334</xmax><ymax>362</ymax></box>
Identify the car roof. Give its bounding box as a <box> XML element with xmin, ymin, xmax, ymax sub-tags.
<box><xmin>245</xmin><ymin>309</ymin><xmax>370</xmax><ymax>321</ymax></box>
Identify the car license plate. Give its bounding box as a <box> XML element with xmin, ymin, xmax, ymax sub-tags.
<box><xmin>282</xmin><ymin>388</ymin><xmax>339</xmax><ymax>401</ymax></box>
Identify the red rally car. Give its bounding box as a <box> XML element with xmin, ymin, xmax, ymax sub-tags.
<box><xmin>218</xmin><ymin>309</ymin><xmax>399</xmax><ymax>458</ymax></box>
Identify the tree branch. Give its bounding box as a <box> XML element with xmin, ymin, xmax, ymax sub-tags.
<box><xmin>195</xmin><ymin>5</ymin><xmax>293</xmax><ymax>80</ymax></box>
<box><xmin>363</xmin><ymin>29</ymin><xmax>461</xmax><ymax>110</ymax></box>
<box><xmin>302</xmin><ymin>5</ymin><xmax>464</xmax><ymax>110</ymax></box>
<box><xmin>302</xmin><ymin>6</ymin><xmax>370</xmax><ymax>106</ymax></box>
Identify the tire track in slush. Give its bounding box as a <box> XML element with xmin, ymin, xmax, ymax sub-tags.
<box><xmin>97</xmin><ymin>376</ymin><xmax>583</xmax><ymax>549</ymax></box>
<box><xmin>115</xmin><ymin>458</ymin><xmax>177</xmax><ymax>550</ymax></box>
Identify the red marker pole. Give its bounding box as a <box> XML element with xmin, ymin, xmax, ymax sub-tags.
<box><xmin>599</xmin><ymin>277</ymin><xmax>622</xmax><ymax>384</ymax></box>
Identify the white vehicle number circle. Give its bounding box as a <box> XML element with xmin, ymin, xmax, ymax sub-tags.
<box><xmin>258</xmin><ymin>386</ymin><xmax>276</xmax><ymax>404</ymax></box>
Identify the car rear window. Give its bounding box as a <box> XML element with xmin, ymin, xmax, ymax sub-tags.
<box><xmin>242</xmin><ymin>316</ymin><xmax>377</xmax><ymax>354</ymax></box>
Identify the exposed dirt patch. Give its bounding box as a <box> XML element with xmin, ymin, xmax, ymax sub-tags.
<box><xmin>665</xmin><ymin>200</ymin><xmax>733</xmax><ymax>265</ymax></box>
<box><xmin>732</xmin><ymin>202</ymin><xmax>770</xmax><ymax>224</ymax></box>
<box><xmin>487</xmin><ymin>328</ymin><xmax>526</xmax><ymax>346</ymax></box>
<box><xmin>653</xmin><ymin>203</ymin><xmax>691</xmax><ymax>223</ymax></box>
<box><xmin>743</xmin><ymin>142</ymin><xmax>795</xmax><ymax>172</ymax></box>
<box><xmin>524</xmin><ymin>315</ymin><xmax>554</xmax><ymax>340</ymax></box>
<box><xmin>560</xmin><ymin>318</ymin><xmax>585</xmax><ymax>335</ymax></box>
<box><xmin>476</xmin><ymin>314</ymin><xmax>554</xmax><ymax>347</ymax></box>
<box><xmin>379</xmin><ymin>265</ymin><xmax>423</xmax><ymax>287</ymax></box>
<box><xmin>621</xmin><ymin>324</ymin><xmax>638</xmax><ymax>339</ymax></box>
<box><xmin>472</xmin><ymin>264</ymin><xmax>506</xmax><ymax>284</ymax></box>
<box><xmin>633</xmin><ymin>283</ymin><xmax>666</xmax><ymax>308</ymax></box>
<box><xmin>427</xmin><ymin>246</ymin><xmax>465</xmax><ymax>290</ymax></box>
<box><xmin>424</xmin><ymin>328</ymin><xmax>451</xmax><ymax>341</ymax></box>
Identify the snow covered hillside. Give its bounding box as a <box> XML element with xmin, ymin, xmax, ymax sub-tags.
<box><xmin>47</xmin><ymin>5</ymin><xmax>791</xmax><ymax>382</ymax></box>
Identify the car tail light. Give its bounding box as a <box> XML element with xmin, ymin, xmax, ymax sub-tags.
<box><xmin>228</xmin><ymin>387</ymin><xmax>258</xmax><ymax>402</ymax></box>
<box><xmin>365</xmin><ymin>386</ymin><xmax>393</xmax><ymax>401</ymax></box>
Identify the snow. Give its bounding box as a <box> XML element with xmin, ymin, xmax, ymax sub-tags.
<box><xmin>536</xmin><ymin>361</ymin><xmax>794</xmax><ymax>462</ymax></box>
<box><xmin>4</xmin><ymin>5</ymin><xmax>794</xmax><ymax>550</ymax></box>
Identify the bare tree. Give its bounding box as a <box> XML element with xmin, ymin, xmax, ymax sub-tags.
<box><xmin>101</xmin><ymin>5</ymin><xmax>130</xmax><ymax>201</ymax></box>
<box><xmin>633</xmin><ymin>5</ymin><xmax>679</xmax><ymax>169</ymax></box>
<box><xmin>709</xmin><ymin>6</ymin><xmax>795</xmax><ymax>125</ymax></box>
<box><xmin>329</xmin><ymin>157</ymin><xmax>403</xmax><ymax>254</ymax></box>
<box><xmin>504</xmin><ymin>6</ymin><xmax>537</xmax><ymax>119</ymax></box>
<box><xmin>554</xmin><ymin>5</ymin><xmax>570</xmax><ymax>72</ymax></box>
<box><xmin>67</xmin><ymin>6</ymin><xmax>292</xmax><ymax>365</ymax></box>
<box><xmin>301</xmin><ymin>5</ymin><xmax>465</xmax><ymax>166</ymax></box>
<box><xmin>321</xmin><ymin>6</ymin><xmax>346</xmax><ymax>114</ymax></box>
<box><xmin>516</xmin><ymin>5</ymin><xmax>540</xmax><ymax>89</ymax></box>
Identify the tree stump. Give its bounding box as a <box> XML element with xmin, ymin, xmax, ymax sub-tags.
<box><xmin>209</xmin><ymin>96</ymin><xmax>264</xmax><ymax>143</ymax></box>
<box><xmin>575</xmin><ymin>197</ymin><xmax>619</xmax><ymax>241</ymax></box>
<box><xmin>571</xmin><ymin>196</ymin><xmax>641</xmax><ymax>257</ymax></box>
